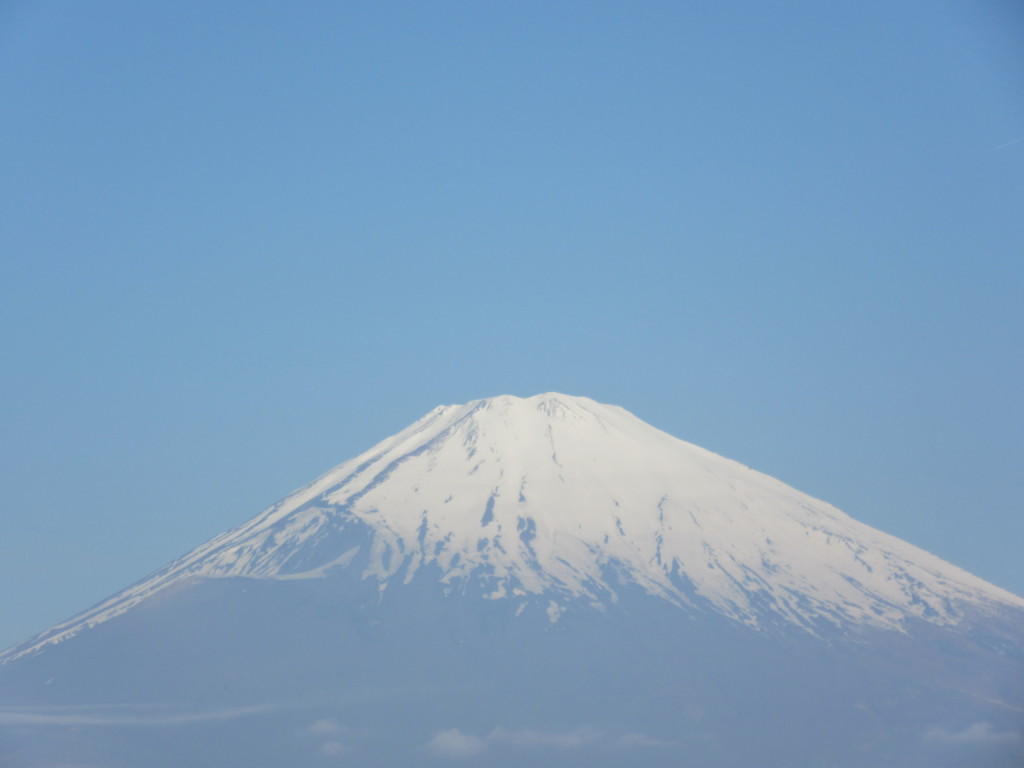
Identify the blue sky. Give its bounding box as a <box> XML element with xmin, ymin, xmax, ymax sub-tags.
<box><xmin>1</xmin><ymin>1</ymin><xmax>1022</xmax><ymax>650</ymax></box>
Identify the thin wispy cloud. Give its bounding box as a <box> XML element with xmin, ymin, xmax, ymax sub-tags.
<box><xmin>487</xmin><ymin>726</ymin><xmax>602</xmax><ymax>747</ymax></box>
<box><xmin>0</xmin><ymin>704</ymin><xmax>271</xmax><ymax>727</ymax></box>
<box><xmin>994</xmin><ymin>136</ymin><xmax>1024</xmax><ymax>150</ymax></box>
<box><xmin>924</xmin><ymin>722</ymin><xmax>1021</xmax><ymax>747</ymax></box>
<box><xmin>319</xmin><ymin>740</ymin><xmax>347</xmax><ymax>756</ymax></box>
<box><xmin>308</xmin><ymin>718</ymin><xmax>342</xmax><ymax>735</ymax></box>
<box><xmin>616</xmin><ymin>732</ymin><xmax>675</xmax><ymax>748</ymax></box>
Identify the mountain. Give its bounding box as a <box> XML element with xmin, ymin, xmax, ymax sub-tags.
<box><xmin>2</xmin><ymin>393</ymin><xmax>1022</xmax><ymax>768</ymax></box>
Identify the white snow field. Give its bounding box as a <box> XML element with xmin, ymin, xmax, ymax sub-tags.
<box><xmin>7</xmin><ymin>393</ymin><xmax>1020</xmax><ymax>662</ymax></box>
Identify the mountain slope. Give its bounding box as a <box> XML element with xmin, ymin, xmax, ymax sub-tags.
<box><xmin>1</xmin><ymin>394</ymin><xmax>1021</xmax><ymax>768</ymax></box>
<box><xmin>6</xmin><ymin>393</ymin><xmax>1020</xmax><ymax>663</ymax></box>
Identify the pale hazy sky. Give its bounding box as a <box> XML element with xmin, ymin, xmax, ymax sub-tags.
<box><xmin>1</xmin><ymin>1</ymin><xmax>1022</xmax><ymax>650</ymax></box>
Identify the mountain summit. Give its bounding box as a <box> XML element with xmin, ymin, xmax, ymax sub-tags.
<box><xmin>2</xmin><ymin>394</ymin><xmax>1022</xmax><ymax>768</ymax></box>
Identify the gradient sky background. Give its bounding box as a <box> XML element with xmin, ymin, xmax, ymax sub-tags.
<box><xmin>1</xmin><ymin>1</ymin><xmax>1022</xmax><ymax>651</ymax></box>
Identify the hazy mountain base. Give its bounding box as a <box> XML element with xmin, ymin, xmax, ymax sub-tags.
<box><xmin>2</xmin><ymin>567</ymin><xmax>1021</xmax><ymax>768</ymax></box>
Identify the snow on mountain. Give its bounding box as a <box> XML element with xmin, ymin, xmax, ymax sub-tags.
<box><xmin>5</xmin><ymin>393</ymin><xmax>1021</xmax><ymax>662</ymax></box>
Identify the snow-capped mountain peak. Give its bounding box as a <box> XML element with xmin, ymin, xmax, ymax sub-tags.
<box><xmin>6</xmin><ymin>393</ymin><xmax>1021</xmax><ymax>662</ymax></box>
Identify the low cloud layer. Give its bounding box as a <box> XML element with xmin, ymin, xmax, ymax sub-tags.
<box><xmin>301</xmin><ymin>718</ymin><xmax>348</xmax><ymax>759</ymax></box>
<box><xmin>0</xmin><ymin>704</ymin><xmax>271</xmax><ymax>727</ymax></box>
<box><xmin>488</xmin><ymin>726</ymin><xmax>601</xmax><ymax>748</ymax></box>
<box><xmin>616</xmin><ymin>732</ymin><xmax>675</xmax><ymax>748</ymax></box>
<box><xmin>319</xmin><ymin>740</ymin><xmax>347</xmax><ymax>756</ymax></box>
<box><xmin>426</xmin><ymin>728</ymin><xmax>488</xmax><ymax>758</ymax></box>
<box><xmin>426</xmin><ymin>725</ymin><xmax>674</xmax><ymax>758</ymax></box>
<box><xmin>308</xmin><ymin>718</ymin><xmax>342</xmax><ymax>735</ymax></box>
